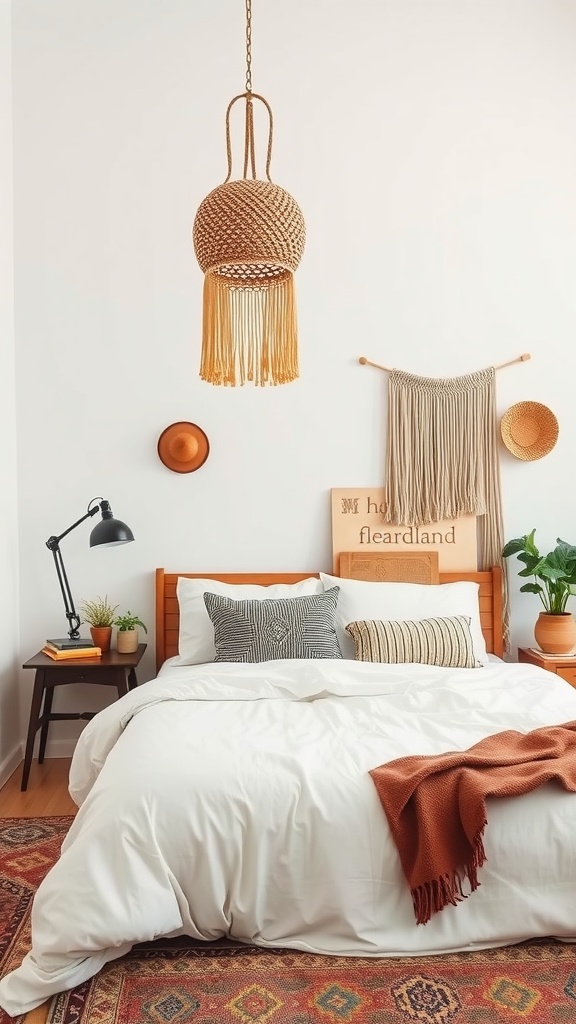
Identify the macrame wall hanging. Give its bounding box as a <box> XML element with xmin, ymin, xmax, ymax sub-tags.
<box><xmin>359</xmin><ymin>352</ymin><xmax>532</xmax><ymax>649</ymax></box>
<box><xmin>193</xmin><ymin>0</ymin><xmax>306</xmax><ymax>387</ymax></box>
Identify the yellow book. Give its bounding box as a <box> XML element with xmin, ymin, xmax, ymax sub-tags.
<box><xmin>41</xmin><ymin>645</ymin><xmax>102</xmax><ymax>661</ymax></box>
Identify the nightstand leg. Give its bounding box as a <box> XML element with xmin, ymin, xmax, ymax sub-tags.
<box><xmin>127</xmin><ymin>667</ymin><xmax>138</xmax><ymax>691</ymax></box>
<box><xmin>38</xmin><ymin>686</ymin><xmax>54</xmax><ymax>763</ymax></box>
<box><xmin>116</xmin><ymin>670</ymin><xmax>129</xmax><ymax>700</ymax></box>
<box><xmin>21</xmin><ymin>670</ymin><xmax>46</xmax><ymax>791</ymax></box>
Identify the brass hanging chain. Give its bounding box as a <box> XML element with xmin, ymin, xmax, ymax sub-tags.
<box><xmin>221</xmin><ymin>1</ymin><xmax>275</xmax><ymax>183</ymax></box>
<box><xmin>243</xmin><ymin>0</ymin><xmax>255</xmax><ymax>177</ymax></box>
<box><xmin>245</xmin><ymin>0</ymin><xmax>252</xmax><ymax>93</ymax></box>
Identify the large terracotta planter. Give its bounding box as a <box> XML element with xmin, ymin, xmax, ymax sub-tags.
<box><xmin>90</xmin><ymin>626</ymin><xmax>112</xmax><ymax>652</ymax></box>
<box><xmin>534</xmin><ymin>612</ymin><xmax>576</xmax><ymax>655</ymax></box>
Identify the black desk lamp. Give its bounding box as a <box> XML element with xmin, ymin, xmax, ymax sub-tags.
<box><xmin>46</xmin><ymin>497</ymin><xmax>135</xmax><ymax>639</ymax></box>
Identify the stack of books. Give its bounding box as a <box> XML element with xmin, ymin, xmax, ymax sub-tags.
<box><xmin>42</xmin><ymin>638</ymin><xmax>102</xmax><ymax>661</ymax></box>
<box><xmin>528</xmin><ymin>648</ymin><xmax>576</xmax><ymax>659</ymax></box>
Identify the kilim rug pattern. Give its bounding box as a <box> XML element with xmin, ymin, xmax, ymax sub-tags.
<box><xmin>2</xmin><ymin>817</ymin><xmax>576</xmax><ymax>1023</ymax></box>
<box><xmin>44</xmin><ymin>939</ymin><xmax>576</xmax><ymax>1024</ymax></box>
<box><xmin>0</xmin><ymin>816</ymin><xmax>74</xmax><ymax>1024</ymax></box>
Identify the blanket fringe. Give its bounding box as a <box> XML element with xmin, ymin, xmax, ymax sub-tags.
<box><xmin>412</xmin><ymin>827</ymin><xmax>487</xmax><ymax>925</ymax></box>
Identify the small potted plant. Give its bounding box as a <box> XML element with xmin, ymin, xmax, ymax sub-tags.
<box><xmin>502</xmin><ymin>530</ymin><xmax>576</xmax><ymax>653</ymax></box>
<box><xmin>79</xmin><ymin>595</ymin><xmax>119</xmax><ymax>652</ymax></box>
<box><xmin>114</xmin><ymin>611</ymin><xmax>148</xmax><ymax>654</ymax></box>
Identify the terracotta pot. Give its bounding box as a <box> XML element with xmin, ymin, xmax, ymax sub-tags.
<box><xmin>89</xmin><ymin>626</ymin><xmax>112</xmax><ymax>652</ymax></box>
<box><xmin>116</xmin><ymin>629</ymin><xmax>138</xmax><ymax>654</ymax></box>
<box><xmin>534</xmin><ymin>612</ymin><xmax>576</xmax><ymax>655</ymax></box>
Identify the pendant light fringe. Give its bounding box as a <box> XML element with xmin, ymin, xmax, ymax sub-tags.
<box><xmin>200</xmin><ymin>271</ymin><xmax>299</xmax><ymax>386</ymax></box>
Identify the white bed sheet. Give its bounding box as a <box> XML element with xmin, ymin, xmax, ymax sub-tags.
<box><xmin>2</xmin><ymin>657</ymin><xmax>576</xmax><ymax>1016</ymax></box>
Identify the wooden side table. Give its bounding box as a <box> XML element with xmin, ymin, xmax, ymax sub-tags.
<box><xmin>21</xmin><ymin>644</ymin><xmax>147</xmax><ymax>791</ymax></box>
<box><xmin>518</xmin><ymin>647</ymin><xmax>576</xmax><ymax>689</ymax></box>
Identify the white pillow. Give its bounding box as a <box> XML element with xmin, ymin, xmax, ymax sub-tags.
<box><xmin>319</xmin><ymin>572</ymin><xmax>489</xmax><ymax>665</ymax></box>
<box><xmin>175</xmin><ymin>576</ymin><xmax>324</xmax><ymax>665</ymax></box>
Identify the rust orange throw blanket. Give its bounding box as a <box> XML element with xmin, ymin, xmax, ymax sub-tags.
<box><xmin>369</xmin><ymin>721</ymin><xmax>576</xmax><ymax>925</ymax></box>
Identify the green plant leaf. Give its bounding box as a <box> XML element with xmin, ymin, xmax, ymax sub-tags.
<box><xmin>502</xmin><ymin>538</ymin><xmax>526</xmax><ymax>558</ymax></box>
<box><xmin>519</xmin><ymin>583</ymin><xmax>543</xmax><ymax>596</ymax></box>
<box><xmin>516</xmin><ymin>552</ymin><xmax>541</xmax><ymax>570</ymax></box>
<box><xmin>524</xmin><ymin>529</ymin><xmax>540</xmax><ymax>558</ymax></box>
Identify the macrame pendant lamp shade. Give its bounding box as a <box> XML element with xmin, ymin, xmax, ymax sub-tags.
<box><xmin>193</xmin><ymin>4</ymin><xmax>306</xmax><ymax>387</ymax></box>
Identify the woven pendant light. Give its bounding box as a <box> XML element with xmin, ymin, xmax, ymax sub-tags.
<box><xmin>193</xmin><ymin>0</ymin><xmax>306</xmax><ymax>387</ymax></box>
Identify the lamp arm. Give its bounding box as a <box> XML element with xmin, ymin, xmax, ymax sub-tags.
<box><xmin>49</xmin><ymin>543</ymin><xmax>81</xmax><ymax>638</ymax></box>
<box><xmin>46</xmin><ymin>505</ymin><xmax>100</xmax><ymax>548</ymax></box>
<box><xmin>45</xmin><ymin>504</ymin><xmax>100</xmax><ymax>640</ymax></box>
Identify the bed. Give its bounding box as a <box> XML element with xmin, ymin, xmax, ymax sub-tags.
<box><xmin>2</xmin><ymin>562</ymin><xmax>576</xmax><ymax>1017</ymax></box>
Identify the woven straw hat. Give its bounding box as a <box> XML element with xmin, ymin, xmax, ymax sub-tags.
<box><xmin>500</xmin><ymin>401</ymin><xmax>559</xmax><ymax>461</ymax></box>
<box><xmin>157</xmin><ymin>422</ymin><xmax>210</xmax><ymax>474</ymax></box>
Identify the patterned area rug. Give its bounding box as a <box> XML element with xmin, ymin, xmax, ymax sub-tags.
<box><xmin>45</xmin><ymin>941</ymin><xmax>576</xmax><ymax>1024</ymax></box>
<box><xmin>2</xmin><ymin>817</ymin><xmax>576</xmax><ymax>1023</ymax></box>
<box><xmin>0</xmin><ymin>816</ymin><xmax>74</xmax><ymax>1024</ymax></box>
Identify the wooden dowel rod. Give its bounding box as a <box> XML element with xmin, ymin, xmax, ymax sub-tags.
<box><xmin>358</xmin><ymin>356</ymin><xmax>391</xmax><ymax>371</ymax></box>
<box><xmin>358</xmin><ymin>353</ymin><xmax>531</xmax><ymax>373</ymax></box>
<box><xmin>495</xmin><ymin>352</ymin><xmax>531</xmax><ymax>370</ymax></box>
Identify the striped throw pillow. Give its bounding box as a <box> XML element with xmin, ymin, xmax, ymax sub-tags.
<box><xmin>345</xmin><ymin>615</ymin><xmax>480</xmax><ymax>668</ymax></box>
<box><xmin>203</xmin><ymin>587</ymin><xmax>342</xmax><ymax>662</ymax></box>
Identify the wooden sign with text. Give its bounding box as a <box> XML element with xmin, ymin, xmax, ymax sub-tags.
<box><xmin>331</xmin><ymin>488</ymin><xmax>478</xmax><ymax>573</ymax></box>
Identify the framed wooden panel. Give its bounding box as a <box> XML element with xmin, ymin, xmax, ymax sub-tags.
<box><xmin>331</xmin><ymin>487</ymin><xmax>478</xmax><ymax>573</ymax></box>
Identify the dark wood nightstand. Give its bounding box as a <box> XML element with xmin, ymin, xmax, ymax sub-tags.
<box><xmin>518</xmin><ymin>647</ymin><xmax>576</xmax><ymax>689</ymax></box>
<box><xmin>21</xmin><ymin>644</ymin><xmax>146</xmax><ymax>791</ymax></box>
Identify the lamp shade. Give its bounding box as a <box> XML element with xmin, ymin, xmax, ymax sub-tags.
<box><xmin>193</xmin><ymin>179</ymin><xmax>306</xmax><ymax>283</ymax></box>
<box><xmin>89</xmin><ymin>502</ymin><xmax>134</xmax><ymax>548</ymax></box>
<box><xmin>192</xmin><ymin>89</ymin><xmax>306</xmax><ymax>387</ymax></box>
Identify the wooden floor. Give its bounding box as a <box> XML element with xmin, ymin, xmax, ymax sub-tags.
<box><xmin>0</xmin><ymin>758</ymin><xmax>76</xmax><ymax>816</ymax></box>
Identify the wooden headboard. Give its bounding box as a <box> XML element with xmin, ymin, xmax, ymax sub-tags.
<box><xmin>155</xmin><ymin>565</ymin><xmax>504</xmax><ymax>672</ymax></box>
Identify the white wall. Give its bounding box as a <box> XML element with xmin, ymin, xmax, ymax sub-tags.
<box><xmin>9</xmin><ymin>0</ymin><xmax>576</xmax><ymax>756</ymax></box>
<box><xmin>0</xmin><ymin>0</ymin><xmax>21</xmax><ymax>784</ymax></box>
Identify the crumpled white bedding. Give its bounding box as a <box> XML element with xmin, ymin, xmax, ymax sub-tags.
<box><xmin>2</xmin><ymin>657</ymin><xmax>576</xmax><ymax>1016</ymax></box>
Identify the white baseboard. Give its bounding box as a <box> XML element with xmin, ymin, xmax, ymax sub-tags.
<box><xmin>0</xmin><ymin>739</ymin><xmax>77</xmax><ymax>793</ymax></box>
<box><xmin>44</xmin><ymin>738</ymin><xmax>78</xmax><ymax>758</ymax></box>
<box><xmin>0</xmin><ymin>742</ymin><xmax>23</xmax><ymax>791</ymax></box>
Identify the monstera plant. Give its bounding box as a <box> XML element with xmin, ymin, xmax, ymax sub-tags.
<box><xmin>502</xmin><ymin>531</ymin><xmax>576</xmax><ymax>613</ymax></box>
<box><xmin>502</xmin><ymin>530</ymin><xmax>576</xmax><ymax>653</ymax></box>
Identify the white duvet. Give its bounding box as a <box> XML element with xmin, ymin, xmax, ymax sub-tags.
<box><xmin>3</xmin><ymin>657</ymin><xmax>576</xmax><ymax>1016</ymax></box>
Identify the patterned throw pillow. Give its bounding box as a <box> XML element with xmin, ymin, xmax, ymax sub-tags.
<box><xmin>345</xmin><ymin>614</ymin><xmax>480</xmax><ymax>668</ymax></box>
<box><xmin>203</xmin><ymin>587</ymin><xmax>343</xmax><ymax>663</ymax></box>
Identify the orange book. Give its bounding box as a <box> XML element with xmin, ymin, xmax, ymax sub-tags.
<box><xmin>41</xmin><ymin>645</ymin><xmax>102</xmax><ymax>661</ymax></box>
